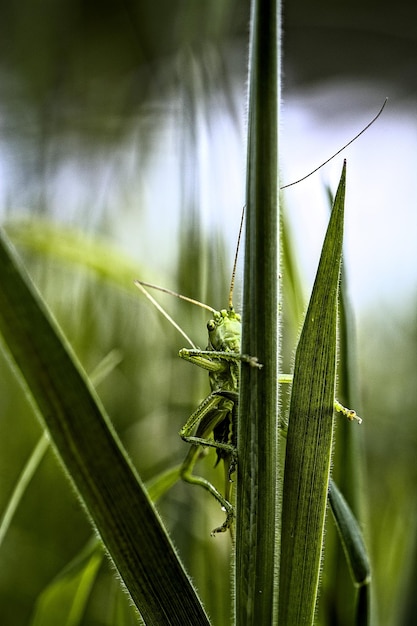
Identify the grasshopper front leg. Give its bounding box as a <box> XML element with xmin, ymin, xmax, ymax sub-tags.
<box><xmin>179</xmin><ymin>348</ymin><xmax>262</xmax><ymax>369</ymax></box>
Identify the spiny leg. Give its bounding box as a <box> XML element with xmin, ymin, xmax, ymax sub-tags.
<box><xmin>179</xmin><ymin>392</ymin><xmax>237</xmax><ymax>534</ymax></box>
<box><xmin>180</xmin><ymin>445</ymin><xmax>234</xmax><ymax>535</ymax></box>
<box><xmin>279</xmin><ymin>375</ymin><xmax>362</xmax><ymax>424</ymax></box>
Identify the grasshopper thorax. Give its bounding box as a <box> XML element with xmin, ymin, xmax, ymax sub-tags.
<box><xmin>207</xmin><ymin>309</ymin><xmax>241</xmax><ymax>353</ymax></box>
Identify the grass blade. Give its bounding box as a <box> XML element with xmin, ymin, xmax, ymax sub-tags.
<box><xmin>328</xmin><ymin>480</ymin><xmax>371</xmax><ymax>588</ymax></box>
<box><xmin>236</xmin><ymin>0</ymin><xmax>280</xmax><ymax>623</ymax></box>
<box><xmin>323</xmin><ymin>181</ymin><xmax>370</xmax><ymax>624</ymax></box>
<box><xmin>0</xmin><ymin>434</ymin><xmax>49</xmax><ymax>550</ymax></box>
<box><xmin>0</xmin><ymin>228</ymin><xmax>210</xmax><ymax>625</ymax></box>
<box><xmin>279</xmin><ymin>162</ymin><xmax>346</xmax><ymax>624</ymax></box>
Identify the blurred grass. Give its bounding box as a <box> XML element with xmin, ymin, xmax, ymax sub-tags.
<box><xmin>0</xmin><ymin>2</ymin><xmax>416</xmax><ymax>625</ymax></box>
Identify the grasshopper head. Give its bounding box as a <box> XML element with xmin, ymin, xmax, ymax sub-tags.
<box><xmin>207</xmin><ymin>309</ymin><xmax>241</xmax><ymax>353</ymax></box>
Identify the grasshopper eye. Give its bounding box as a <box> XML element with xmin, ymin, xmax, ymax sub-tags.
<box><xmin>207</xmin><ymin>320</ymin><xmax>216</xmax><ymax>332</ymax></box>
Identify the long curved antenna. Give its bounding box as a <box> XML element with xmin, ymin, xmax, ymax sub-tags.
<box><xmin>228</xmin><ymin>207</ymin><xmax>245</xmax><ymax>310</ymax></box>
<box><xmin>280</xmin><ymin>98</ymin><xmax>388</xmax><ymax>190</ymax></box>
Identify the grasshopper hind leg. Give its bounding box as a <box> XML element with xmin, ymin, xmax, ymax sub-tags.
<box><xmin>180</xmin><ymin>444</ymin><xmax>234</xmax><ymax>534</ymax></box>
<box><xmin>179</xmin><ymin>391</ymin><xmax>237</xmax><ymax>535</ymax></box>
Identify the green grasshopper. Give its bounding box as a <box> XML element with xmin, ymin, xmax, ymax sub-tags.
<box><xmin>134</xmin><ymin>216</ymin><xmax>261</xmax><ymax>534</ymax></box>
<box><xmin>134</xmin><ymin>215</ymin><xmax>361</xmax><ymax>535</ymax></box>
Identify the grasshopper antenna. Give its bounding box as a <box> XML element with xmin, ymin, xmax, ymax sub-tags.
<box><xmin>135</xmin><ymin>281</ymin><xmax>216</xmax><ymax>314</ymax></box>
<box><xmin>280</xmin><ymin>97</ymin><xmax>388</xmax><ymax>190</ymax></box>
<box><xmin>134</xmin><ymin>280</ymin><xmax>217</xmax><ymax>350</ymax></box>
<box><xmin>228</xmin><ymin>206</ymin><xmax>245</xmax><ymax>311</ymax></box>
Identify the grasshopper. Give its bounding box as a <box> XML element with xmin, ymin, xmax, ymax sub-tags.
<box><xmin>134</xmin><ymin>213</ymin><xmax>361</xmax><ymax>535</ymax></box>
<box><xmin>135</xmin><ymin>214</ymin><xmax>261</xmax><ymax>535</ymax></box>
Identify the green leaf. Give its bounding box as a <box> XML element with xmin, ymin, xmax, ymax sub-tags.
<box><xmin>0</xmin><ymin>228</ymin><xmax>210</xmax><ymax>626</ymax></box>
<box><xmin>279</xmin><ymin>162</ymin><xmax>346</xmax><ymax>624</ymax></box>
<box><xmin>328</xmin><ymin>479</ymin><xmax>371</xmax><ymax>587</ymax></box>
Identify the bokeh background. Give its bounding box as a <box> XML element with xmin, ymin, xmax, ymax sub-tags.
<box><xmin>0</xmin><ymin>1</ymin><xmax>416</xmax><ymax>625</ymax></box>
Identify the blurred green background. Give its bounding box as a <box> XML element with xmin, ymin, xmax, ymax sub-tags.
<box><xmin>0</xmin><ymin>1</ymin><xmax>416</xmax><ymax>625</ymax></box>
